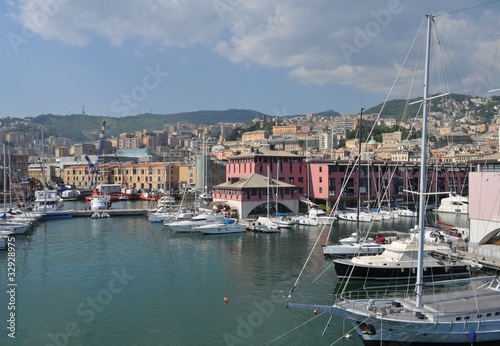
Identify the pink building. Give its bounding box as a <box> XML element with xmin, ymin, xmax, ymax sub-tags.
<box><xmin>214</xmin><ymin>146</ymin><xmax>305</xmax><ymax>218</ymax></box>
<box><xmin>212</xmin><ymin>173</ymin><xmax>298</xmax><ymax>219</ymax></box>
<box><xmin>225</xmin><ymin>146</ymin><xmax>307</xmax><ymax>195</ymax></box>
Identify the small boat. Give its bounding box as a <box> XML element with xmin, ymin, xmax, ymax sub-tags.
<box><xmin>139</xmin><ymin>190</ymin><xmax>161</xmax><ymax>201</ymax></box>
<box><xmin>91</xmin><ymin>212</ymin><xmax>110</xmax><ymax>219</ymax></box>
<box><xmin>308</xmin><ymin>206</ymin><xmax>336</xmax><ymax>225</ymax></box>
<box><xmin>292</xmin><ymin>215</ymin><xmax>319</xmax><ymax>226</ymax></box>
<box><xmin>253</xmin><ymin>217</ymin><xmax>281</xmax><ymax>233</ymax></box>
<box><xmin>194</xmin><ymin>218</ymin><xmax>246</xmax><ymax>235</ymax></box>
<box><xmin>0</xmin><ymin>221</ymin><xmax>30</xmax><ymax>235</ymax></box>
<box><xmin>157</xmin><ymin>195</ymin><xmax>176</xmax><ymax>207</ymax></box>
<box><xmin>337</xmin><ymin>209</ymin><xmax>372</xmax><ymax>222</ymax></box>
<box><xmin>396</xmin><ymin>206</ymin><xmax>417</xmax><ymax>217</ymax></box>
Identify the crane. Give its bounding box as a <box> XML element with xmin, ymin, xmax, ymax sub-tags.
<box><xmin>85</xmin><ymin>121</ymin><xmax>106</xmax><ymax>189</ymax></box>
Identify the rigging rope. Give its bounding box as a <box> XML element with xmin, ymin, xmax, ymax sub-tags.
<box><xmin>265</xmin><ymin>311</ymin><xmax>327</xmax><ymax>345</ymax></box>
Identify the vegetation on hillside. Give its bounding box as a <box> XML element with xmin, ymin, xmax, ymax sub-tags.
<box><xmin>15</xmin><ymin>93</ymin><xmax>499</xmax><ymax>143</ymax></box>
<box><xmin>28</xmin><ymin>110</ymin><xmax>265</xmax><ymax>142</ymax></box>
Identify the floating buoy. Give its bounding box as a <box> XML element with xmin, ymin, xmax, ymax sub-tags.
<box><xmin>313</xmin><ymin>309</ymin><xmax>317</xmax><ymax>315</ymax></box>
<box><xmin>224</xmin><ymin>297</ymin><xmax>229</xmax><ymax>303</ymax></box>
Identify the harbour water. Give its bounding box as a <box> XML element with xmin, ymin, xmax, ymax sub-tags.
<box><xmin>0</xmin><ymin>205</ymin><xmax>470</xmax><ymax>346</ymax></box>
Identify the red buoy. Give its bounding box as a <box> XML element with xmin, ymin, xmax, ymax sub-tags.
<box><xmin>313</xmin><ymin>309</ymin><xmax>317</xmax><ymax>315</ymax></box>
<box><xmin>224</xmin><ymin>297</ymin><xmax>229</xmax><ymax>303</ymax></box>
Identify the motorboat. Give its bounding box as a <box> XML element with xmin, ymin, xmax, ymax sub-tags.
<box><xmin>396</xmin><ymin>206</ymin><xmax>417</xmax><ymax>217</ymax></box>
<box><xmin>194</xmin><ymin>218</ymin><xmax>246</xmax><ymax>235</ymax></box>
<box><xmin>252</xmin><ymin>216</ymin><xmax>282</xmax><ymax>233</ymax></box>
<box><xmin>332</xmin><ymin>232</ymin><xmax>475</xmax><ymax>280</ymax></box>
<box><xmin>157</xmin><ymin>195</ymin><xmax>176</xmax><ymax>208</ymax></box>
<box><xmin>308</xmin><ymin>207</ymin><xmax>336</xmax><ymax>225</ymax></box>
<box><xmin>0</xmin><ymin>221</ymin><xmax>30</xmax><ymax>235</ymax></box>
<box><xmin>322</xmin><ymin>231</ymin><xmax>406</xmax><ymax>258</ymax></box>
<box><xmin>292</xmin><ymin>215</ymin><xmax>319</xmax><ymax>226</ymax></box>
<box><xmin>154</xmin><ymin>208</ymin><xmax>195</xmax><ymax>224</ymax></box>
<box><xmin>33</xmin><ymin>189</ymin><xmax>64</xmax><ymax>213</ymax></box>
<box><xmin>167</xmin><ymin>213</ymin><xmax>225</xmax><ymax>232</ymax></box>
<box><xmin>336</xmin><ymin>209</ymin><xmax>372</xmax><ymax>222</ymax></box>
<box><xmin>436</xmin><ymin>193</ymin><xmax>468</xmax><ymax>214</ymax></box>
<box><xmin>322</xmin><ymin>241</ymin><xmax>385</xmax><ymax>258</ymax></box>
<box><xmin>90</xmin><ymin>194</ymin><xmax>111</xmax><ymax>210</ymax></box>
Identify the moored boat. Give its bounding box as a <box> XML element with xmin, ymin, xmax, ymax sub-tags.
<box><xmin>194</xmin><ymin>218</ymin><xmax>246</xmax><ymax>235</ymax></box>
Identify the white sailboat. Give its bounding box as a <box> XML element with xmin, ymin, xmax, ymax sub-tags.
<box><xmin>288</xmin><ymin>15</ymin><xmax>500</xmax><ymax>345</ymax></box>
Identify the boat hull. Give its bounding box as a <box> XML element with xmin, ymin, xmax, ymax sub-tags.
<box><xmin>199</xmin><ymin>226</ymin><xmax>246</xmax><ymax>235</ymax></box>
<box><xmin>333</xmin><ymin>260</ymin><xmax>472</xmax><ymax>280</ymax></box>
<box><xmin>342</xmin><ymin>313</ymin><xmax>500</xmax><ymax>345</ymax></box>
<box><xmin>322</xmin><ymin>243</ymin><xmax>384</xmax><ymax>258</ymax></box>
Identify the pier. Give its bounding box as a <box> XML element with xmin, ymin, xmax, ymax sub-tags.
<box><xmin>40</xmin><ymin>209</ymin><xmax>148</xmax><ymax>219</ymax></box>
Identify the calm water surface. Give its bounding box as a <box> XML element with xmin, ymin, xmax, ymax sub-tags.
<box><xmin>0</xmin><ymin>207</ymin><xmax>469</xmax><ymax>346</ymax></box>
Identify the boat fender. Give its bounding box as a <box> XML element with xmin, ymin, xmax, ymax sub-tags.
<box><xmin>468</xmin><ymin>329</ymin><xmax>476</xmax><ymax>344</ymax></box>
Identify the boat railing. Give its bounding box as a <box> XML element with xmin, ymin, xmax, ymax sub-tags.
<box><xmin>340</xmin><ymin>288</ymin><xmax>412</xmax><ymax>302</ymax></box>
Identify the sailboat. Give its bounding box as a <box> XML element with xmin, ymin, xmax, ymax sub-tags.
<box><xmin>33</xmin><ymin>127</ymin><xmax>64</xmax><ymax>214</ymax></box>
<box><xmin>336</xmin><ymin>117</ymin><xmax>372</xmax><ymax>223</ymax></box>
<box><xmin>288</xmin><ymin>15</ymin><xmax>500</xmax><ymax>345</ymax></box>
<box><xmin>254</xmin><ymin>166</ymin><xmax>282</xmax><ymax>233</ymax></box>
<box><xmin>323</xmin><ymin>108</ymin><xmax>384</xmax><ymax>257</ymax></box>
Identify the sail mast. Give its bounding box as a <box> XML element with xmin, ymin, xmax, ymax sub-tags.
<box><xmin>356</xmin><ymin>107</ymin><xmax>363</xmax><ymax>244</ymax></box>
<box><xmin>415</xmin><ymin>14</ymin><xmax>433</xmax><ymax>308</ymax></box>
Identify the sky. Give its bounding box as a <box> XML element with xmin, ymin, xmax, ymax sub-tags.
<box><xmin>1</xmin><ymin>0</ymin><xmax>500</xmax><ymax>119</ymax></box>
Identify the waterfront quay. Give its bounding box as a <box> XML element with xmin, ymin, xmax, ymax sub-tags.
<box><xmin>69</xmin><ymin>209</ymin><xmax>147</xmax><ymax>217</ymax></box>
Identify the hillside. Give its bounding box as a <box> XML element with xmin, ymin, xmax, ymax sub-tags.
<box><xmin>30</xmin><ymin>109</ymin><xmax>266</xmax><ymax>142</ymax></box>
<box><xmin>363</xmin><ymin>93</ymin><xmax>498</xmax><ymax>121</ymax></box>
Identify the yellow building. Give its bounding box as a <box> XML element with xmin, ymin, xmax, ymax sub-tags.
<box><xmin>241</xmin><ymin>130</ymin><xmax>268</xmax><ymax>143</ymax></box>
<box><xmin>272</xmin><ymin>125</ymin><xmax>300</xmax><ymax>137</ymax></box>
<box><xmin>62</xmin><ymin>162</ymin><xmax>191</xmax><ymax>191</ymax></box>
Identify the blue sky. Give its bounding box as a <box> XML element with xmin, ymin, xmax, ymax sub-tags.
<box><xmin>1</xmin><ymin>0</ymin><xmax>500</xmax><ymax>118</ymax></box>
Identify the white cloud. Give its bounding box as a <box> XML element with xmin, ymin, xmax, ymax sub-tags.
<box><xmin>8</xmin><ymin>0</ymin><xmax>500</xmax><ymax>97</ymax></box>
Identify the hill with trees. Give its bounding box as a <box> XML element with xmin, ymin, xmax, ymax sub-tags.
<box><xmin>28</xmin><ymin>109</ymin><xmax>266</xmax><ymax>142</ymax></box>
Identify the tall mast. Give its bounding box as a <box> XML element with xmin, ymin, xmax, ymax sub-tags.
<box><xmin>356</xmin><ymin>108</ymin><xmax>364</xmax><ymax>244</ymax></box>
<box><xmin>416</xmin><ymin>14</ymin><xmax>432</xmax><ymax>308</ymax></box>
<box><xmin>41</xmin><ymin>125</ymin><xmax>47</xmax><ymax>212</ymax></box>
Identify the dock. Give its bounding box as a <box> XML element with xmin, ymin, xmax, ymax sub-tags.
<box><xmin>436</xmin><ymin>248</ymin><xmax>500</xmax><ymax>272</ymax></box>
<box><xmin>40</xmin><ymin>209</ymin><xmax>148</xmax><ymax>219</ymax></box>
